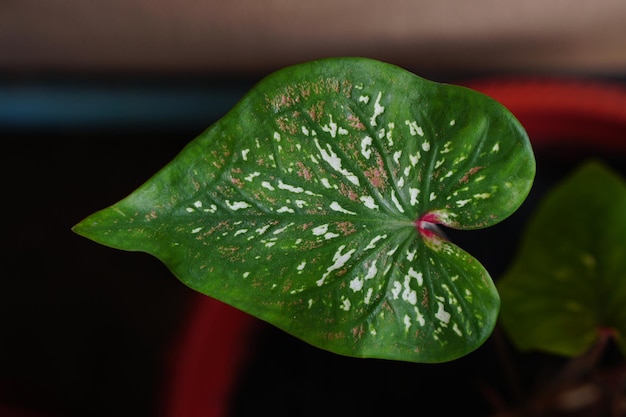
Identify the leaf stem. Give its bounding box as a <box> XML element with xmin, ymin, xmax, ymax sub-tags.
<box><xmin>416</xmin><ymin>212</ymin><xmax>448</xmax><ymax>240</ymax></box>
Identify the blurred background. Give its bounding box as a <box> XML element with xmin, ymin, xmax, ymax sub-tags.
<box><xmin>2</xmin><ymin>1</ymin><xmax>626</xmax><ymax>417</ymax></box>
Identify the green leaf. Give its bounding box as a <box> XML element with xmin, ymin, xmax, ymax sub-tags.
<box><xmin>498</xmin><ymin>160</ymin><xmax>626</xmax><ymax>357</ymax></box>
<box><xmin>73</xmin><ymin>57</ymin><xmax>535</xmax><ymax>363</ymax></box>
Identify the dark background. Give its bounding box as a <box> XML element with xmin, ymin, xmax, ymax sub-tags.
<box><xmin>0</xmin><ymin>76</ymin><xmax>254</xmax><ymax>417</ymax></box>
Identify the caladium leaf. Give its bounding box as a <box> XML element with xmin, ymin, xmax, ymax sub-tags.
<box><xmin>73</xmin><ymin>57</ymin><xmax>535</xmax><ymax>363</ymax></box>
<box><xmin>498</xmin><ymin>160</ymin><xmax>626</xmax><ymax>357</ymax></box>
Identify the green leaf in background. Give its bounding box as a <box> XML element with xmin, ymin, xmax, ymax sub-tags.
<box><xmin>73</xmin><ymin>57</ymin><xmax>535</xmax><ymax>363</ymax></box>
<box><xmin>498</xmin><ymin>160</ymin><xmax>626</xmax><ymax>357</ymax></box>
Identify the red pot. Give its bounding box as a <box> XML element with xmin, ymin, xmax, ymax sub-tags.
<box><xmin>163</xmin><ymin>77</ymin><xmax>626</xmax><ymax>417</ymax></box>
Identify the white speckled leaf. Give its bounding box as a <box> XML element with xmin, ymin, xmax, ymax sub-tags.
<box><xmin>74</xmin><ymin>58</ymin><xmax>535</xmax><ymax>363</ymax></box>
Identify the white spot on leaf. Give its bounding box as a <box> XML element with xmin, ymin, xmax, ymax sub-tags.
<box><xmin>408</xmin><ymin>267</ymin><xmax>423</xmax><ymax>286</ymax></box>
<box><xmin>313</xmin><ymin>138</ymin><xmax>360</xmax><ymax>186</ymax></box>
<box><xmin>402</xmin><ymin>275</ymin><xmax>417</xmax><ymax>305</ymax></box>
<box><xmin>361</xmin><ymin>136</ymin><xmax>373</xmax><ymax>159</ymax></box>
<box><xmin>409</xmin><ymin>188</ymin><xmax>420</xmax><ymax>206</ymax></box>
<box><xmin>391</xmin><ymin>281</ymin><xmax>402</xmax><ymax>299</ymax></box>
<box><xmin>405</xmin><ymin>120</ymin><xmax>424</xmax><ymax>137</ymax></box>
<box><xmin>225</xmin><ymin>200</ymin><xmax>251</xmax><ymax>211</ymax></box>
<box><xmin>329</xmin><ymin>201</ymin><xmax>356</xmax><ymax>215</ymax></box>
<box><xmin>404</xmin><ymin>314</ymin><xmax>412</xmax><ymax>331</ymax></box>
<box><xmin>255</xmin><ymin>225</ymin><xmax>270</xmax><ymax>235</ymax></box>
<box><xmin>316</xmin><ymin>245</ymin><xmax>356</xmax><ymax>286</ymax></box>
<box><xmin>393</xmin><ymin>150</ymin><xmax>402</xmax><ymax>164</ymax></box>
<box><xmin>360</xmin><ymin>195</ymin><xmax>379</xmax><ymax>210</ymax></box>
<box><xmin>435</xmin><ymin>302</ymin><xmax>451</xmax><ymax>324</ymax></box>
<box><xmin>277</xmin><ymin>180</ymin><xmax>304</xmax><ymax>193</ymax></box>
<box><xmin>391</xmin><ymin>190</ymin><xmax>404</xmax><ymax>213</ymax></box>
<box><xmin>321</xmin><ymin>114</ymin><xmax>338</xmax><ymax>138</ymax></box>
<box><xmin>370</xmin><ymin>92</ymin><xmax>385</xmax><ymax>127</ymax></box>
<box><xmin>409</xmin><ymin>152</ymin><xmax>421</xmax><ymax>166</ymax></box>
<box><xmin>261</xmin><ymin>181</ymin><xmax>275</xmax><ymax>191</ymax></box>
<box><xmin>312</xmin><ymin>224</ymin><xmax>329</xmax><ymax>236</ymax></box>
<box><xmin>414</xmin><ymin>307</ymin><xmax>426</xmax><ymax>326</ymax></box>
<box><xmin>386</xmin><ymin>122</ymin><xmax>395</xmax><ymax>146</ymax></box>
<box><xmin>365</xmin><ymin>260</ymin><xmax>378</xmax><ymax>279</ymax></box>
<box><xmin>365</xmin><ymin>234</ymin><xmax>386</xmax><ymax>250</ymax></box>
<box><xmin>245</xmin><ymin>172</ymin><xmax>261</xmax><ymax>182</ymax></box>
<box><xmin>349</xmin><ymin>277</ymin><xmax>364</xmax><ymax>292</ymax></box>
<box><xmin>364</xmin><ymin>288</ymin><xmax>374</xmax><ymax>304</ymax></box>
<box><xmin>272</xmin><ymin>223</ymin><xmax>292</xmax><ymax>235</ymax></box>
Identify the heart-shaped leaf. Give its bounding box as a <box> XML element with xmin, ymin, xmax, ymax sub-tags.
<box><xmin>498</xmin><ymin>160</ymin><xmax>626</xmax><ymax>357</ymax></box>
<box><xmin>73</xmin><ymin>57</ymin><xmax>535</xmax><ymax>363</ymax></box>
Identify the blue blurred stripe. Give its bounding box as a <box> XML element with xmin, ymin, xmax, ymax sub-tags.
<box><xmin>0</xmin><ymin>80</ymin><xmax>252</xmax><ymax>132</ymax></box>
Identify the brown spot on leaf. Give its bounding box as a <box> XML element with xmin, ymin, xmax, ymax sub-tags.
<box><xmin>336</xmin><ymin>221</ymin><xmax>356</xmax><ymax>236</ymax></box>
<box><xmin>275</xmin><ymin>115</ymin><xmax>298</xmax><ymax>135</ymax></box>
<box><xmin>364</xmin><ymin>166</ymin><xmax>388</xmax><ymax>190</ymax></box>
<box><xmin>352</xmin><ymin>324</ymin><xmax>365</xmax><ymax>340</ymax></box>
<box><xmin>339</xmin><ymin>183</ymin><xmax>359</xmax><ymax>201</ymax></box>
<box><xmin>300</xmin><ymin>222</ymin><xmax>314</xmax><ymax>230</ymax></box>
<box><xmin>324</xmin><ymin>332</ymin><xmax>346</xmax><ymax>341</ymax></box>
<box><xmin>363</xmin><ymin>154</ymin><xmax>389</xmax><ymax>190</ymax></box>
<box><xmin>421</xmin><ymin>287</ymin><xmax>429</xmax><ymax>308</ymax></box>
<box><xmin>308</xmin><ymin>101</ymin><xmax>325</xmax><ymax>122</ymax></box>
<box><xmin>191</xmin><ymin>178</ymin><xmax>200</xmax><ymax>192</ymax></box>
<box><xmin>299</xmin><ymin>239</ymin><xmax>325</xmax><ymax>251</ymax></box>
<box><xmin>230</xmin><ymin>177</ymin><xmax>244</xmax><ymax>188</ymax></box>
<box><xmin>299</xmin><ymin>84</ymin><xmax>311</xmax><ymax>98</ymax></box>
<box><xmin>347</xmin><ymin>114</ymin><xmax>366</xmax><ymax>130</ymax></box>
<box><xmin>459</xmin><ymin>166</ymin><xmax>483</xmax><ymax>184</ymax></box>
<box><xmin>296</xmin><ymin>161</ymin><xmax>313</xmax><ymax>181</ymax></box>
